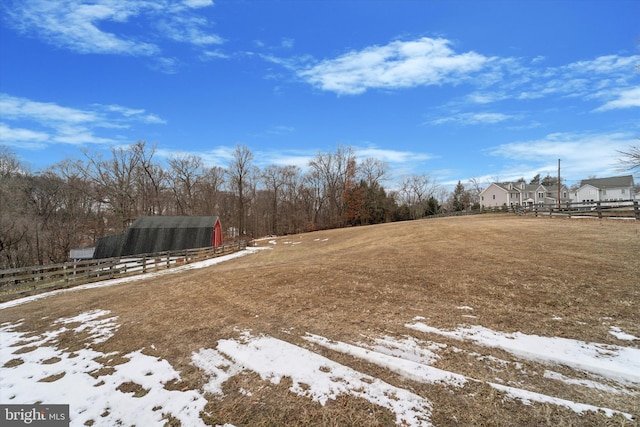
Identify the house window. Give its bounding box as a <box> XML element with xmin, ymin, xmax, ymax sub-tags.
<box><xmin>492</xmin><ymin>195</ymin><xmax>496</xmax><ymax>200</ymax></box>
<box><xmin>538</xmin><ymin>192</ymin><xmax>544</xmax><ymax>198</ymax></box>
<box><xmin>481</xmin><ymin>196</ymin><xmax>484</xmax><ymax>201</ymax></box>
<box><xmin>622</xmin><ymin>189</ymin><xmax>626</xmax><ymax>194</ymax></box>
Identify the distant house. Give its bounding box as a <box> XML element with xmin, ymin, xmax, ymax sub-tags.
<box><xmin>573</xmin><ymin>175</ymin><xmax>635</xmax><ymax>203</ymax></box>
<box><xmin>479</xmin><ymin>181</ymin><xmax>570</xmax><ymax>209</ymax></box>
<box><xmin>93</xmin><ymin>216</ymin><xmax>222</xmax><ymax>259</ymax></box>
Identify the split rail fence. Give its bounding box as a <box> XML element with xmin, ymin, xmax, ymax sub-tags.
<box><xmin>0</xmin><ymin>241</ymin><xmax>246</xmax><ymax>302</ymax></box>
<box><xmin>515</xmin><ymin>200</ymin><xmax>639</xmax><ymax>220</ymax></box>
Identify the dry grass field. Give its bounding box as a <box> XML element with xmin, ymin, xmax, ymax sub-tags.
<box><xmin>1</xmin><ymin>214</ymin><xmax>639</xmax><ymax>426</ymax></box>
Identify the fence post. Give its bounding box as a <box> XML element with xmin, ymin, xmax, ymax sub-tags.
<box><xmin>566</xmin><ymin>202</ymin><xmax>571</xmax><ymax>218</ymax></box>
<box><xmin>142</xmin><ymin>255</ymin><xmax>147</xmax><ymax>273</ymax></box>
<box><xmin>634</xmin><ymin>201</ymin><xmax>639</xmax><ymax>220</ymax></box>
<box><xmin>596</xmin><ymin>201</ymin><xmax>602</xmax><ymax>219</ymax></box>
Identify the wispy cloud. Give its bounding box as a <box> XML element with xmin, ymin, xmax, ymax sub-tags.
<box><xmin>297</xmin><ymin>37</ymin><xmax>490</xmax><ymax>95</ymax></box>
<box><xmin>0</xmin><ymin>93</ymin><xmax>165</xmax><ymax>149</ymax></box>
<box><xmin>4</xmin><ymin>0</ymin><xmax>220</xmax><ymax>59</ymax></box>
<box><xmin>594</xmin><ymin>87</ymin><xmax>640</xmax><ymax>111</ymax></box>
<box><xmin>355</xmin><ymin>144</ymin><xmax>434</xmax><ymax>164</ymax></box>
<box><xmin>284</xmin><ymin>34</ymin><xmax>639</xmax><ymax>126</ymax></box>
<box><xmin>488</xmin><ymin>132</ymin><xmax>636</xmax><ymax>180</ymax></box>
<box><xmin>429</xmin><ymin>112</ymin><xmax>515</xmax><ymax>126</ymax></box>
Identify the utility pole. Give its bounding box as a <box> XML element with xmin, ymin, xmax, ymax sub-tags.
<box><xmin>557</xmin><ymin>159</ymin><xmax>561</xmax><ymax>210</ymax></box>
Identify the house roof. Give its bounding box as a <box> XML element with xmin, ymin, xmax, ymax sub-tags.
<box><xmin>579</xmin><ymin>175</ymin><xmax>634</xmax><ymax>189</ymax></box>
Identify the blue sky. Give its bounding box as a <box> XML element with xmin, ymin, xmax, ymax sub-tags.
<box><xmin>1</xmin><ymin>0</ymin><xmax>639</xmax><ymax>189</ymax></box>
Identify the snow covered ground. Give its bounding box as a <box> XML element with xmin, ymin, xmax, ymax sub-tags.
<box><xmin>1</xmin><ymin>308</ymin><xmax>638</xmax><ymax>426</ymax></box>
<box><xmin>1</xmin><ymin>247</ymin><xmax>638</xmax><ymax>426</ymax></box>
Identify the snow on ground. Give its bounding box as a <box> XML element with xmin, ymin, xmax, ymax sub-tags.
<box><xmin>405</xmin><ymin>320</ymin><xmax>640</xmax><ymax>386</ymax></box>
<box><xmin>609</xmin><ymin>326</ymin><xmax>638</xmax><ymax>341</ymax></box>
<box><xmin>2</xmin><ymin>312</ymin><xmax>637</xmax><ymax>426</ymax></box>
<box><xmin>0</xmin><ymin>310</ymin><xmax>208</xmax><ymax>427</ymax></box>
<box><xmin>195</xmin><ymin>332</ymin><xmax>432</xmax><ymax>426</ymax></box>
<box><xmin>0</xmin><ymin>247</ymin><xmax>268</xmax><ymax>310</ymax></box>
<box><xmin>2</xmin><ymin>279</ymin><xmax>638</xmax><ymax>427</ymax></box>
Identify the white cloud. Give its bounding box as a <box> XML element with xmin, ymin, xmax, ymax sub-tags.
<box><xmin>430</xmin><ymin>112</ymin><xmax>514</xmax><ymax>126</ymax></box>
<box><xmin>297</xmin><ymin>37</ymin><xmax>489</xmax><ymax>95</ymax></box>
<box><xmin>183</xmin><ymin>0</ymin><xmax>214</xmax><ymax>8</ymax></box>
<box><xmin>0</xmin><ymin>123</ymin><xmax>50</xmax><ymax>148</ymax></box>
<box><xmin>0</xmin><ymin>93</ymin><xmax>165</xmax><ymax>149</ymax></box>
<box><xmin>1</xmin><ymin>93</ymin><xmax>98</xmax><ymax>123</ymax></box>
<box><xmin>5</xmin><ymin>0</ymin><xmax>220</xmax><ymax>57</ymax></box>
<box><xmin>355</xmin><ymin>145</ymin><xmax>433</xmax><ymax>164</ymax></box>
<box><xmin>488</xmin><ymin>132</ymin><xmax>636</xmax><ymax>180</ymax></box>
<box><xmin>595</xmin><ymin>87</ymin><xmax>640</xmax><ymax>111</ymax></box>
<box><xmin>157</xmin><ymin>15</ymin><xmax>224</xmax><ymax>46</ymax></box>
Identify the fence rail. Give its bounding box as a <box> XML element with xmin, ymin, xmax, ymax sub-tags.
<box><xmin>0</xmin><ymin>241</ymin><xmax>246</xmax><ymax>302</ymax></box>
<box><xmin>515</xmin><ymin>200</ymin><xmax>639</xmax><ymax>220</ymax></box>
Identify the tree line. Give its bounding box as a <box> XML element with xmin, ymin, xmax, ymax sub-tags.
<box><xmin>5</xmin><ymin>140</ymin><xmax>636</xmax><ymax>269</ymax></box>
<box><xmin>0</xmin><ymin>142</ymin><xmax>482</xmax><ymax>269</ymax></box>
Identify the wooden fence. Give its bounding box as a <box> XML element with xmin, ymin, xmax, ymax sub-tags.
<box><xmin>0</xmin><ymin>241</ymin><xmax>246</xmax><ymax>303</ymax></box>
<box><xmin>515</xmin><ymin>200</ymin><xmax>639</xmax><ymax>220</ymax></box>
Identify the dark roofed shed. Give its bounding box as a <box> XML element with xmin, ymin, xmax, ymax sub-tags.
<box><xmin>93</xmin><ymin>216</ymin><xmax>222</xmax><ymax>259</ymax></box>
<box><xmin>94</xmin><ymin>233</ymin><xmax>126</xmax><ymax>259</ymax></box>
<box><xmin>120</xmin><ymin>216</ymin><xmax>222</xmax><ymax>256</ymax></box>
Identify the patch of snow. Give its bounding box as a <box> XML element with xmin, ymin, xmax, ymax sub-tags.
<box><xmin>609</xmin><ymin>326</ymin><xmax>638</xmax><ymax>341</ymax></box>
<box><xmin>0</xmin><ymin>248</ymin><xmax>264</xmax><ymax>311</ymax></box>
<box><xmin>0</xmin><ymin>317</ymin><xmax>208</xmax><ymax>427</ymax></box>
<box><xmin>305</xmin><ymin>333</ymin><xmax>467</xmax><ymax>387</ymax></box>
<box><xmin>456</xmin><ymin>306</ymin><xmax>473</xmax><ymax>311</ymax></box>
<box><xmin>406</xmin><ymin>321</ymin><xmax>640</xmax><ymax>386</ymax></box>
<box><xmin>543</xmin><ymin>370</ymin><xmax>630</xmax><ymax>395</ymax></box>
<box><xmin>192</xmin><ymin>348</ymin><xmax>244</xmax><ymax>396</ymax></box>
<box><xmin>201</xmin><ymin>332</ymin><xmax>433</xmax><ymax>426</ymax></box>
<box><xmin>461</xmin><ymin>315</ymin><xmax>477</xmax><ymax>319</ymax></box>
<box><xmin>305</xmin><ymin>333</ymin><xmax>633</xmax><ymax>421</ymax></box>
<box><xmin>489</xmin><ymin>382</ymin><xmax>632</xmax><ymax>420</ymax></box>
<box><xmin>55</xmin><ymin>309</ymin><xmax>119</xmax><ymax>345</ymax></box>
<box><xmin>268</xmin><ymin>240</ymin><xmax>277</xmax><ymax>245</ymax></box>
<box><xmin>357</xmin><ymin>335</ymin><xmax>445</xmax><ymax>366</ymax></box>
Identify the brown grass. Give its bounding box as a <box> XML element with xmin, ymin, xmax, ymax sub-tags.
<box><xmin>1</xmin><ymin>215</ymin><xmax>639</xmax><ymax>425</ymax></box>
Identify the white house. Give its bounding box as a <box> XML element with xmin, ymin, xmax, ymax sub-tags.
<box><xmin>479</xmin><ymin>181</ymin><xmax>570</xmax><ymax>209</ymax></box>
<box><xmin>573</xmin><ymin>175</ymin><xmax>635</xmax><ymax>202</ymax></box>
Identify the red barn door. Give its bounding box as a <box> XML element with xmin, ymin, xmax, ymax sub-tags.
<box><xmin>213</xmin><ymin>218</ymin><xmax>222</xmax><ymax>247</ymax></box>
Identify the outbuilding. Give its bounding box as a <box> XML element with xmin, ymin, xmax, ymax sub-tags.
<box><xmin>93</xmin><ymin>216</ymin><xmax>222</xmax><ymax>259</ymax></box>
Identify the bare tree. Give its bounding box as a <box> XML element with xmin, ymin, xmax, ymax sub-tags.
<box><xmin>399</xmin><ymin>174</ymin><xmax>439</xmax><ymax>219</ymax></box>
<box><xmin>468</xmin><ymin>177</ymin><xmax>484</xmax><ymax>207</ymax></box>
<box><xmin>131</xmin><ymin>141</ymin><xmax>167</xmax><ymax>216</ymax></box>
<box><xmin>358</xmin><ymin>157</ymin><xmax>389</xmax><ymax>189</ymax></box>
<box><xmin>226</xmin><ymin>144</ymin><xmax>254</xmax><ymax>236</ymax></box>
<box><xmin>308</xmin><ymin>145</ymin><xmax>356</xmax><ymax>228</ymax></box>
<box><xmin>261</xmin><ymin>165</ymin><xmax>288</xmax><ymax>235</ymax></box>
<box><xmin>618</xmin><ymin>143</ymin><xmax>640</xmax><ymax>171</ymax></box>
<box><xmin>168</xmin><ymin>154</ymin><xmax>203</xmax><ymax>215</ymax></box>
<box><xmin>80</xmin><ymin>145</ymin><xmax>141</xmax><ymax>232</ymax></box>
<box><xmin>196</xmin><ymin>165</ymin><xmax>225</xmax><ymax>216</ymax></box>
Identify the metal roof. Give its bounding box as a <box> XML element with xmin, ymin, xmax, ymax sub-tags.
<box><xmin>93</xmin><ymin>216</ymin><xmax>221</xmax><ymax>259</ymax></box>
